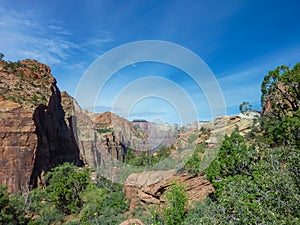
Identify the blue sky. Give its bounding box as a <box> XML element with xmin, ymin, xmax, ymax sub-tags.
<box><xmin>0</xmin><ymin>0</ymin><xmax>300</xmax><ymax>125</ymax></box>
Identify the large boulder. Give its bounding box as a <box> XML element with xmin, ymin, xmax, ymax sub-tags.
<box><xmin>124</xmin><ymin>169</ymin><xmax>214</xmax><ymax>211</ymax></box>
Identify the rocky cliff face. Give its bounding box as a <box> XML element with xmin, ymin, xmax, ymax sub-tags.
<box><xmin>61</xmin><ymin>97</ymin><xmax>179</xmax><ymax>169</ymax></box>
<box><xmin>59</xmin><ymin>95</ymin><xmax>145</xmax><ymax>168</ymax></box>
<box><xmin>124</xmin><ymin>170</ymin><xmax>214</xmax><ymax>210</ymax></box>
<box><xmin>132</xmin><ymin>121</ymin><xmax>178</xmax><ymax>150</ymax></box>
<box><xmin>0</xmin><ymin>98</ymin><xmax>37</xmax><ymax>192</ymax></box>
<box><xmin>0</xmin><ymin>59</ymin><xmax>83</xmax><ymax>191</ymax></box>
<box><xmin>94</xmin><ymin>111</ymin><xmax>148</xmax><ymax>151</ymax></box>
<box><xmin>29</xmin><ymin>81</ymin><xmax>83</xmax><ymax>188</ymax></box>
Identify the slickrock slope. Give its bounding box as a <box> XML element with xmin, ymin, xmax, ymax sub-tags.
<box><xmin>178</xmin><ymin>115</ymin><xmax>256</xmax><ymax>150</ymax></box>
<box><xmin>119</xmin><ymin>219</ymin><xmax>145</xmax><ymax>225</ymax></box>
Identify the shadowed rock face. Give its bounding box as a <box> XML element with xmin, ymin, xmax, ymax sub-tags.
<box><xmin>29</xmin><ymin>82</ymin><xmax>84</xmax><ymax>188</ymax></box>
<box><xmin>0</xmin><ymin>59</ymin><xmax>83</xmax><ymax>192</ymax></box>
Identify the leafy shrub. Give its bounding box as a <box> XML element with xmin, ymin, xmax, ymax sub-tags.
<box><xmin>0</xmin><ymin>185</ymin><xmax>28</xmax><ymax>225</ymax></box>
<box><xmin>188</xmin><ymin>134</ymin><xmax>198</xmax><ymax>143</ymax></box>
<box><xmin>206</xmin><ymin>132</ymin><xmax>258</xmax><ymax>192</ymax></box>
<box><xmin>45</xmin><ymin>163</ymin><xmax>91</xmax><ymax>215</ymax></box>
<box><xmin>184</xmin><ymin>144</ymin><xmax>205</xmax><ymax>175</ymax></box>
<box><xmin>163</xmin><ymin>181</ymin><xmax>188</xmax><ymax>225</ymax></box>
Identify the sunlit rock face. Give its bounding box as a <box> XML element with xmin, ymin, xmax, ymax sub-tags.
<box><xmin>0</xmin><ymin>99</ymin><xmax>37</xmax><ymax>192</ymax></box>
<box><xmin>124</xmin><ymin>170</ymin><xmax>214</xmax><ymax>210</ymax></box>
<box><xmin>0</xmin><ymin>60</ymin><xmax>83</xmax><ymax>192</ymax></box>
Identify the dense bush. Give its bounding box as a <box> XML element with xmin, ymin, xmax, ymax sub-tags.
<box><xmin>45</xmin><ymin>163</ymin><xmax>91</xmax><ymax>215</ymax></box>
<box><xmin>163</xmin><ymin>181</ymin><xmax>188</xmax><ymax>225</ymax></box>
<box><xmin>184</xmin><ymin>144</ymin><xmax>205</xmax><ymax>175</ymax></box>
<box><xmin>0</xmin><ymin>186</ymin><xmax>28</xmax><ymax>225</ymax></box>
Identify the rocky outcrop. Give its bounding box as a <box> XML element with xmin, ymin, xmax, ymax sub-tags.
<box><xmin>124</xmin><ymin>170</ymin><xmax>214</xmax><ymax>211</ymax></box>
<box><xmin>177</xmin><ymin>115</ymin><xmax>255</xmax><ymax>149</ymax></box>
<box><xmin>0</xmin><ymin>59</ymin><xmax>54</xmax><ymax>109</ymax></box>
<box><xmin>119</xmin><ymin>219</ymin><xmax>145</xmax><ymax>225</ymax></box>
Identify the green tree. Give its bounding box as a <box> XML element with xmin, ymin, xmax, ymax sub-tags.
<box><xmin>261</xmin><ymin>63</ymin><xmax>300</xmax><ymax>118</ymax></box>
<box><xmin>0</xmin><ymin>53</ymin><xmax>4</xmax><ymax>60</ymax></box>
<box><xmin>163</xmin><ymin>181</ymin><xmax>188</xmax><ymax>225</ymax></box>
<box><xmin>206</xmin><ymin>132</ymin><xmax>258</xmax><ymax>193</ymax></box>
<box><xmin>45</xmin><ymin>163</ymin><xmax>91</xmax><ymax>215</ymax></box>
<box><xmin>239</xmin><ymin>101</ymin><xmax>253</xmax><ymax>114</ymax></box>
<box><xmin>188</xmin><ymin>134</ymin><xmax>198</xmax><ymax>143</ymax></box>
<box><xmin>184</xmin><ymin>144</ymin><xmax>205</xmax><ymax>175</ymax></box>
<box><xmin>260</xmin><ymin>63</ymin><xmax>300</xmax><ymax>147</ymax></box>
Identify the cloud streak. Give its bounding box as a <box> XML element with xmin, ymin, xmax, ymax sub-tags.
<box><xmin>0</xmin><ymin>6</ymin><xmax>113</xmax><ymax>66</ymax></box>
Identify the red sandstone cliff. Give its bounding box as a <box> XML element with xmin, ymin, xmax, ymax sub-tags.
<box><xmin>0</xmin><ymin>59</ymin><xmax>83</xmax><ymax>192</ymax></box>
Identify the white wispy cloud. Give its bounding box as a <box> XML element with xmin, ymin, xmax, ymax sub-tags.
<box><xmin>0</xmin><ymin>8</ymin><xmax>75</xmax><ymax>65</ymax></box>
<box><xmin>0</xmin><ymin>6</ymin><xmax>113</xmax><ymax>66</ymax></box>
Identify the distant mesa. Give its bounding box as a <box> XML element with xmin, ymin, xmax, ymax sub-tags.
<box><xmin>132</xmin><ymin>119</ymin><xmax>148</xmax><ymax>122</ymax></box>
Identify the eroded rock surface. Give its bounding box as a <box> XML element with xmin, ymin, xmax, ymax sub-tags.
<box><xmin>0</xmin><ymin>100</ymin><xmax>37</xmax><ymax>192</ymax></box>
<box><xmin>124</xmin><ymin>170</ymin><xmax>214</xmax><ymax>210</ymax></box>
<box><xmin>0</xmin><ymin>59</ymin><xmax>83</xmax><ymax>191</ymax></box>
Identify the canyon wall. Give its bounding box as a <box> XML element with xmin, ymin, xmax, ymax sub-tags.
<box><xmin>0</xmin><ymin>60</ymin><xmax>83</xmax><ymax>191</ymax></box>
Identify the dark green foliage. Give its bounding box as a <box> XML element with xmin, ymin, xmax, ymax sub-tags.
<box><xmin>0</xmin><ymin>53</ymin><xmax>4</xmax><ymax>60</ymax></box>
<box><xmin>80</xmin><ymin>177</ymin><xmax>129</xmax><ymax>225</ymax></box>
<box><xmin>261</xmin><ymin>63</ymin><xmax>300</xmax><ymax>147</ymax></box>
<box><xmin>187</xmin><ymin>119</ymin><xmax>300</xmax><ymax>224</ymax></box>
<box><xmin>206</xmin><ymin>132</ymin><xmax>258</xmax><ymax>192</ymax></box>
<box><xmin>125</xmin><ymin>145</ymin><xmax>172</xmax><ymax>166</ymax></box>
<box><xmin>261</xmin><ymin>63</ymin><xmax>300</xmax><ymax>118</ymax></box>
<box><xmin>45</xmin><ymin>163</ymin><xmax>91</xmax><ymax>215</ymax></box>
<box><xmin>184</xmin><ymin>144</ymin><xmax>205</xmax><ymax>175</ymax></box>
<box><xmin>239</xmin><ymin>101</ymin><xmax>253</xmax><ymax>114</ymax></box>
<box><xmin>0</xmin><ymin>186</ymin><xmax>28</xmax><ymax>225</ymax></box>
<box><xmin>26</xmin><ymin>188</ymin><xmax>62</xmax><ymax>225</ymax></box>
<box><xmin>261</xmin><ymin>110</ymin><xmax>300</xmax><ymax>147</ymax></box>
<box><xmin>200</xmin><ymin>127</ymin><xmax>210</xmax><ymax>135</ymax></box>
<box><xmin>185</xmin><ymin>146</ymin><xmax>300</xmax><ymax>224</ymax></box>
<box><xmin>28</xmin><ymin>205</ymin><xmax>63</xmax><ymax>225</ymax></box>
<box><xmin>96</xmin><ymin>128</ymin><xmax>113</xmax><ymax>133</ymax></box>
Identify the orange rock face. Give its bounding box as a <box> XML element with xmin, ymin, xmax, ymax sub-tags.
<box><xmin>0</xmin><ymin>100</ymin><xmax>37</xmax><ymax>192</ymax></box>
<box><xmin>0</xmin><ymin>59</ymin><xmax>83</xmax><ymax>192</ymax></box>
